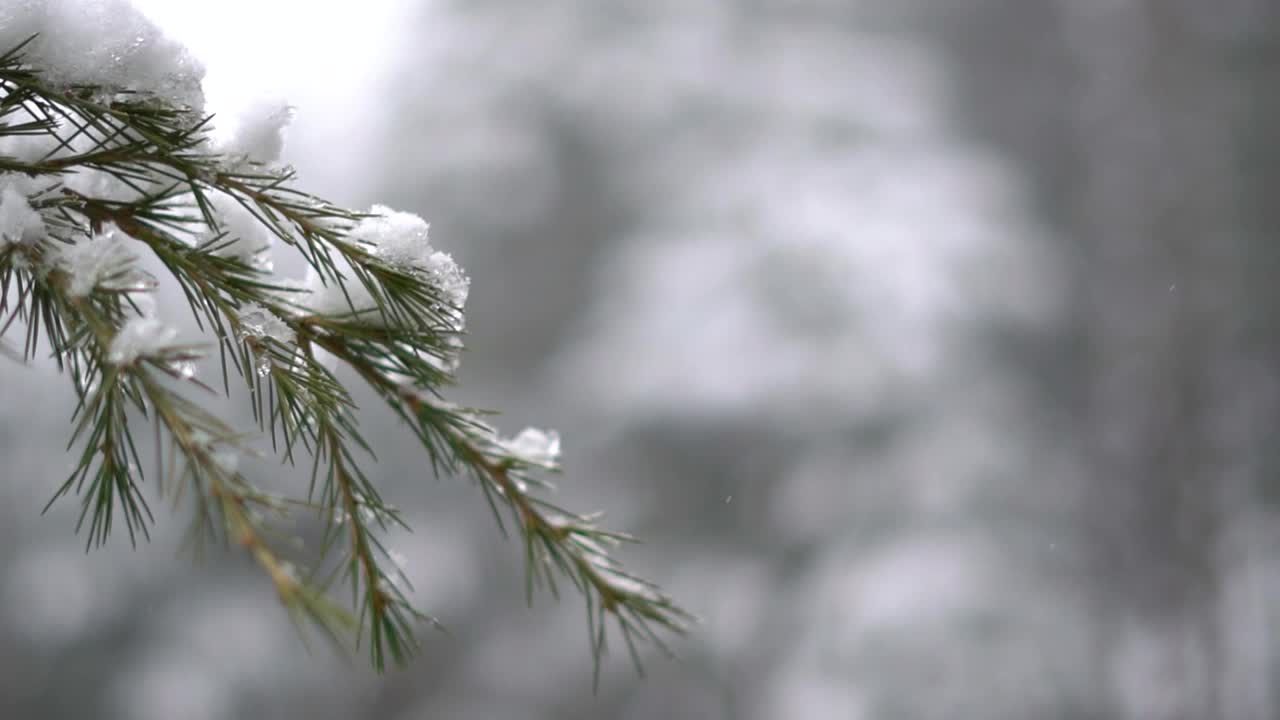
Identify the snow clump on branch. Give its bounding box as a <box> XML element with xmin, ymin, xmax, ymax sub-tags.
<box><xmin>106</xmin><ymin>315</ymin><xmax>177</xmax><ymax>366</ymax></box>
<box><xmin>0</xmin><ymin>183</ymin><xmax>45</xmax><ymax>246</ymax></box>
<box><xmin>212</xmin><ymin>99</ymin><xmax>294</xmax><ymax>167</ymax></box>
<box><xmin>0</xmin><ymin>0</ymin><xmax>205</xmax><ymax>112</ymax></box>
<box><xmin>353</xmin><ymin>205</ymin><xmax>470</xmax><ymax>317</ymax></box>
<box><xmin>51</xmin><ymin>227</ymin><xmax>149</xmax><ymax>298</ymax></box>
<box><xmin>305</xmin><ymin>205</ymin><xmax>470</xmax><ymax>328</ymax></box>
<box><xmin>500</xmin><ymin>427</ymin><xmax>562</xmax><ymax>469</ymax></box>
<box><xmin>196</xmin><ymin>194</ymin><xmax>275</xmax><ymax>271</ymax></box>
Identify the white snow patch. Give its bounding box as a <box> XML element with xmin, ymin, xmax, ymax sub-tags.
<box><xmin>212</xmin><ymin>98</ymin><xmax>294</xmax><ymax>165</ymax></box>
<box><xmin>197</xmin><ymin>193</ymin><xmax>274</xmax><ymax>270</ymax></box>
<box><xmin>107</xmin><ymin>314</ymin><xmax>177</xmax><ymax>365</ymax></box>
<box><xmin>51</xmin><ymin>227</ymin><xmax>146</xmax><ymax>298</ymax></box>
<box><xmin>351</xmin><ymin>205</ymin><xmax>431</xmax><ymax>266</ymax></box>
<box><xmin>0</xmin><ymin>0</ymin><xmax>205</xmax><ymax>111</ymax></box>
<box><xmin>304</xmin><ymin>205</ymin><xmax>469</xmax><ymax>328</ymax></box>
<box><xmin>0</xmin><ymin>184</ymin><xmax>45</xmax><ymax>245</ymax></box>
<box><xmin>500</xmin><ymin>427</ymin><xmax>561</xmax><ymax>469</ymax></box>
<box><xmin>349</xmin><ymin>205</ymin><xmax>471</xmax><ymax>315</ymax></box>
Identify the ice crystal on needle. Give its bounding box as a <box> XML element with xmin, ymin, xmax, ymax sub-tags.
<box><xmin>237</xmin><ymin>302</ymin><xmax>294</xmax><ymax>345</ymax></box>
<box><xmin>236</xmin><ymin>302</ymin><xmax>294</xmax><ymax>376</ymax></box>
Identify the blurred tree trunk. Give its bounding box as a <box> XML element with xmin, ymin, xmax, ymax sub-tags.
<box><xmin>1057</xmin><ymin>2</ymin><xmax>1279</xmax><ymax>718</ymax></box>
<box><xmin>939</xmin><ymin>1</ymin><xmax>1279</xmax><ymax>717</ymax></box>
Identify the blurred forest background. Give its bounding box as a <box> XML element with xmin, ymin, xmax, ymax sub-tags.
<box><xmin>3</xmin><ymin>1</ymin><xmax>1280</xmax><ymax>718</ymax></box>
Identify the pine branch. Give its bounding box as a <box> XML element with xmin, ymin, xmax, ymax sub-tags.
<box><xmin>0</xmin><ymin>39</ymin><xmax>690</xmax><ymax>676</ymax></box>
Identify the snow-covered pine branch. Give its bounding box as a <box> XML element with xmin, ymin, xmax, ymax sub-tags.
<box><xmin>0</xmin><ymin>0</ymin><xmax>689</xmax><ymax>675</ymax></box>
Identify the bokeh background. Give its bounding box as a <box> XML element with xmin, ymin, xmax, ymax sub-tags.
<box><xmin>4</xmin><ymin>1</ymin><xmax>1280</xmax><ymax>718</ymax></box>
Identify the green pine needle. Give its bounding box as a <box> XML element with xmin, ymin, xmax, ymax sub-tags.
<box><xmin>0</xmin><ymin>38</ymin><xmax>691</xmax><ymax>679</ymax></box>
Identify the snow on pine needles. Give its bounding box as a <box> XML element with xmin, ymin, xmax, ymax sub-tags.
<box><xmin>0</xmin><ymin>0</ymin><xmax>688</xmax><ymax>675</ymax></box>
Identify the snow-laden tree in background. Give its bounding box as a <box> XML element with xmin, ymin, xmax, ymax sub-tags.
<box><xmin>0</xmin><ymin>0</ymin><xmax>687</xmax><ymax>673</ymax></box>
<box><xmin>363</xmin><ymin>3</ymin><xmax>1090</xmax><ymax>717</ymax></box>
<box><xmin>546</xmin><ymin>20</ymin><xmax>1079</xmax><ymax>716</ymax></box>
